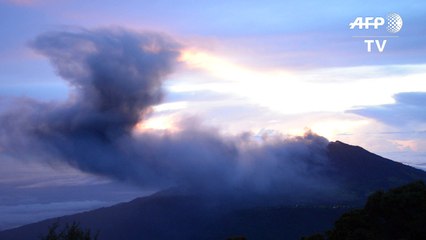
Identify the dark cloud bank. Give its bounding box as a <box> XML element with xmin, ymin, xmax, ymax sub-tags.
<box><xmin>0</xmin><ymin>28</ymin><xmax>337</xmax><ymax>200</ymax></box>
<box><xmin>350</xmin><ymin>92</ymin><xmax>426</xmax><ymax>126</ymax></box>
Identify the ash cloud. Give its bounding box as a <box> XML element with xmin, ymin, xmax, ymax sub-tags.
<box><xmin>0</xmin><ymin>28</ymin><xmax>336</xmax><ymax>198</ymax></box>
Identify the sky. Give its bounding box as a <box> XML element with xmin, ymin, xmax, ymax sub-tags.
<box><xmin>0</xmin><ymin>0</ymin><xmax>426</xmax><ymax>230</ymax></box>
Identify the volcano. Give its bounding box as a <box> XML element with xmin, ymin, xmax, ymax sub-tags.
<box><xmin>0</xmin><ymin>141</ymin><xmax>425</xmax><ymax>240</ymax></box>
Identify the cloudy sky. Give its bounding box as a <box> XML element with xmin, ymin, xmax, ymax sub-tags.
<box><xmin>0</xmin><ymin>0</ymin><xmax>426</xmax><ymax>230</ymax></box>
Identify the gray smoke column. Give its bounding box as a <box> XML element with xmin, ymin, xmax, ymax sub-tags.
<box><xmin>0</xmin><ymin>28</ymin><xmax>336</xmax><ymax>197</ymax></box>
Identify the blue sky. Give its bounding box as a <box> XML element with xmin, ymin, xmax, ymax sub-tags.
<box><xmin>1</xmin><ymin>0</ymin><xmax>426</xmax><ymax>230</ymax></box>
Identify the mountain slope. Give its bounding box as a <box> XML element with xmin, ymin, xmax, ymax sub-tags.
<box><xmin>327</xmin><ymin>141</ymin><xmax>426</xmax><ymax>198</ymax></box>
<box><xmin>0</xmin><ymin>193</ymin><xmax>348</xmax><ymax>240</ymax></box>
<box><xmin>1</xmin><ymin>141</ymin><xmax>425</xmax><ymax>240</ymax></box>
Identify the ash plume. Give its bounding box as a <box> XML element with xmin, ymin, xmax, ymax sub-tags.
<box><xmin>0</xmin><ymin>28</ymin><xmax>336</xmax><ymax>198</ymax></box>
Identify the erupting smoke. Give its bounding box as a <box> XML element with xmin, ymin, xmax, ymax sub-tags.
<box><xmin>0</xmin><ymin>28</ymin><xmax>336</xmax><ymax>198</ymax></box>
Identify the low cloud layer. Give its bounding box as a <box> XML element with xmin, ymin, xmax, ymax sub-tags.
<box><xmin>0</xmin><ymin>28</ymin><xmax>336</xmax><ymax>199</ymax></box>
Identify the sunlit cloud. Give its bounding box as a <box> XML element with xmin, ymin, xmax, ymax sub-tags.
<box><xmin>310</xmin><ymin>118</ymin><xmax>370</xmax><ymax>140</ymax></box>
<box><xmin>152</xmin><ymin>101</ymin><xmax>188</xmax><ymax>112</ymax></box>
<box><xmin>175</xmin><ymin>49</ymin><xmax>426</xmax><ymax>157</ymax></box>
<box><xmin>391</xmin><ymin>139</ymin><xmax>419</xmax><ymax>151</ymax></box>
<box><xmin>178</xmin><ymin>49</ymin><xmax>426</xmax><ymax>115</ymax></box>
<box><xmin>135</xmin><ymin>115</ymin><xmax>179</xmax><ymax>132</ymax></box>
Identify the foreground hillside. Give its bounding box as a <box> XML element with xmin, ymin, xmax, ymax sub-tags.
<box><xmin>303</xmin><ymin>181</ymin><xmax>426</xmax><ymax>240</ymax></box>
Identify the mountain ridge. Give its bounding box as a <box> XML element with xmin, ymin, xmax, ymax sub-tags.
<box><xmin>1</xmin><ymin>140</ymin><xmax>425</xmax><ymax>240</ymax></box>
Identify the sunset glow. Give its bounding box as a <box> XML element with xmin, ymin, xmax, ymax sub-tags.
<box><xmin>1</xmin><ymin>0</ymin><xmax>426</xmax><ymax>233</ymax></box>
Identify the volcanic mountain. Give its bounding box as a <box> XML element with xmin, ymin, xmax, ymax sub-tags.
<box><xmin>1</xmin><ymin>141</ymin><xmax>425</xmax><ymax>240</ymax></box>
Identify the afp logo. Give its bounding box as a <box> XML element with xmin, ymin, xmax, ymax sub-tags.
<box><xmin>349</xmin><ymin>13</ymin><xmax>403</xmax><ymax>52</ymax></box>
<box><xmin>349</xmin><ymin>13</ymin><xmax>403</xmax><ymax>33</ymax></box>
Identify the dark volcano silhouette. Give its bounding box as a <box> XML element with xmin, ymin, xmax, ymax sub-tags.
<box><xmin>327</xmin><ymin>141</ymin><xmax>426</xmax><ymax>197</ymax></box>
<box><xmin>1</xmin><ymin>141</ymin><xmax>425</xmax><ymax>240</ymax></box>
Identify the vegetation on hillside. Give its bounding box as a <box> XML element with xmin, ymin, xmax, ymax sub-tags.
<box><xmin>302</xmin><ymin>181</ymin><xmax>426</xmax><ymax>240</ymax></box>
<box><xmin>40</xmin><ymin>222</ymin><xmax>98</xmax><ymax>240</ymax></box>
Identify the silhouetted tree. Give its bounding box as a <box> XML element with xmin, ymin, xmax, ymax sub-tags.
<box><xmin>302</xmin><ymin>181</ymin><xmax>426</xmax><ymax>240</ymax></box>
<box><xmin>40</xmin><ymin>221</ymin><xmax>98</xmax><ymax>240</ymax></box>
